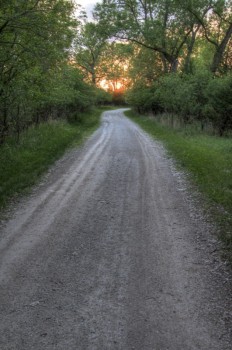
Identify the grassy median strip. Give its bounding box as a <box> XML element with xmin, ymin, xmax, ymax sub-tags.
<box><xmin>0</xmin><ymin>106</ymin><xmax>111</xmax><ymax>209</ymax></box>
<box><xmin>125</xmin><ymin>110</ymin><xmax>232</xmax><ymax>251</ymax></box>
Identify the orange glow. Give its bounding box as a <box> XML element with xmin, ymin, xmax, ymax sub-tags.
<box><xmin>99</xmin><ymin>79</ymin><xmax>109</xmax><ymax>90</ymax></box>
<box><xmin>99</xmin><ymin>79</ymin><xmax>127</xmax><ymax>92</ymax></box>
<box><xmin>115</xmin><ymin>81</ymin><xmax>123</xmax><ymax>89</ymax></box>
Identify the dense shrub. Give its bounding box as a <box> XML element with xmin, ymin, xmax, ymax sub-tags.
<box><xmin>0</xmin><ymin>65</ymin><xmax>112</xmax><ymax>144</ymax></box>
<box><xmin>126</xmin><ymin>82</ymin><xmax>163</xmax><ymax>114</ymax></box>
<box><xmin>206</xmin><ymin>75</ymin><xmax>232</xmax><ymax>136</ymax></box>
<box><xmin>94</xmin><ymin>87</ymin><xmax>112</xmax><ymax>105</ymax></box>
<box><xmin>128</xmin><ymin>71</ymin><xmax>232</xmax><ymax>136</ymax></box>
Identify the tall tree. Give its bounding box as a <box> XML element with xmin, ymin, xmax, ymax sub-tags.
<box><xmin>128</xmin><ymin>45</ymin><xmax>163</xmax><ymax>84</ymax></box>
<box><xmin>183</xmin><ymin>0</ymin><xmax>232</xmax><ymax>73</ymax></box>
<box><xmin>94</xmin><ymin>0</ymin><xmax>199</xmax><ymax>72</ymax></box>
<box><xmin>0</xmin><ymin>0</ymin><xmax>78</xmax><ymax>142</ymax></box>
<box><xmin>97</xmin><ymin>42</ymin><xmax>132</xmax><ymax>91</ymax></box>
<box><xmin>75</xmin><ymin>22</ymin><xmax>108</xmax><ymax>84</ymax></box>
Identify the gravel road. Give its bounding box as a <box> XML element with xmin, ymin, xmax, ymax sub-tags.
<box><xmin>0</xmin><ymin>109</ymin><xmax>232</xmax><ymax>350</ymax></box>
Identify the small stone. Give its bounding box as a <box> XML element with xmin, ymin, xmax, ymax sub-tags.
<box><xmin>30</xmin><ymin>301</ymin><xmax>40</xmax><ymax>307</ymax></box>
<box><xmin>40</xmin><ymin>333</ymin><xmax>47</xmax><ymax>337</ymax></box>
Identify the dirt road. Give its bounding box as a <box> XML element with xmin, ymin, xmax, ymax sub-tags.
<box><xmin>0</xmin><ymin>109</ymin><xmax>231</xmax><ymax>349</ymax></box>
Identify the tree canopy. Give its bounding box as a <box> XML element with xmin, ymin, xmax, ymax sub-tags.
<box><xmin>0</xmin><ymin>0</ymin><xmax>111</xmax><ymax>143</ymax></box>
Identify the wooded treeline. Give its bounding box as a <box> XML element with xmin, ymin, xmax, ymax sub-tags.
<box><xmin>1</xmin><ymin>0</ymin><xmax>231</xmax><ymax>143</ymax></box>
<box><xmin>0</xmin><ymin>0</ymin><xmax>111</xmax><ymax>144</ymax></box>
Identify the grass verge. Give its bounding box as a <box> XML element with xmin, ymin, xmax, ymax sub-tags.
<box><xmin>125</xmin><ymin>110</ymin><xmax>232</xmax><ymax>253</ymax></box>
<box><xmin>0</xmin><ymin>106</ymin><xmax>112</xmax><ymax>209</ymax></box>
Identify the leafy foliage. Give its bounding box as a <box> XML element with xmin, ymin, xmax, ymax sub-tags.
<box><xmin>0</xmin><ymin>1</ymin><xmax>111</xmax><ymax>144</ymax></box>
<box><xmin>206</xmin><ymin>74</ymin><xmax>232</xmax><ymax>135</ymax></box>
<box><xmin>126</xmin><ymin>71</ymin><xmax>232</xmax><ymax>135</ymax></box>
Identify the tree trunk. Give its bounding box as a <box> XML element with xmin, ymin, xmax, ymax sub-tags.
<box><xmin>170</xmin><ymin>58</ymin><xmax>179</xmax><ymax>73</ymax></box>
<box><xmin>161</xmin><ymin>53</ymin><xmax>169</xmax><ymax>73</ymax></box>
<box><xmin>0</xmin><ymin>105</ymin><xmax>8</xmax><ymax>144</ymax></box>
<box><xmin>90</xmin><ymin>64</ymin><xmax>96</xmax><ymax>85</ymax></box>
<box><xmin>211</xmin><ymin>23</ymin><xmax>232</xmax><ymax>73</ymax></box>
<box><xmin>92</xmin><ymin>72</ymin><xmax>96</xmax><ymax>85</ymax></box>
<box><xmin>184</xmin><ymin>26</ymin><xmax>200</xmax><ymax>74</ymax></box>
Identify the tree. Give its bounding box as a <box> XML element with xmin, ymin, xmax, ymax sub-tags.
<box><xmin>97</xmin><ymin>42</ymin><xmax>132</xmax><ymax>91</ymax></box>
<box><xmin>128</xmin><ymin>45</ymin><xmax>163</xmax><ymax>84</ymax></box>
<box><xmin>94</xmin><ymin>0</ymin><xmax>201</xmax><ymax>73</ymax></box>
<box><xmin>183</xmin><ymin>0</ymin><xmax>232</xmax><ymax>73</ymax></box>
<box><xmin>0</xmin><ymin>0</ymin><xmax>78</xmax><ymax>143</ymax></box>
<box><xmin>206</xmin><ymin>74</ymin><xmax>232</xmax><ymax>135</ymax></box>
<box><xmin>75</xmin><ymin>22</ymin><xmax>108</xmax><ymax>84</ymax></box>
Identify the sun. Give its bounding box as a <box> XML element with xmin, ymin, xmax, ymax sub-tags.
<box><xmin>99</xmin><ymin>80</ymin><xmax>122</xmax><ymax>90</ymax></box>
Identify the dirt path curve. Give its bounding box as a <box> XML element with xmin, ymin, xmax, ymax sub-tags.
<box><xmin>0</xmin><ymin>109</ymin><xmax>231</xmax><ymax>349</ymax></box>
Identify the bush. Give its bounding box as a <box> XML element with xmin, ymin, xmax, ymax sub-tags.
<box><xmin>0</xmin><ymin>64</ymin><xmax>103</xmax><ymax>144</ymax></box>
<box><xmin>127</xmin><ymin>70</ymin><xmax>232</xmax><ymax>136</ymax></box>
<box><xmin>94</xmin><ymin>87</ymin><xmax>112</xmax><ymax>105</ymax></box>
<box><xmin>206</xmin><ymin>75</ymin><xmax>232</xmax><ymax>135</ymax></box>
<box><xmin>126</xmin><ymin>82</ymin><xmax>163</xmax><ymax>114</ymax></box>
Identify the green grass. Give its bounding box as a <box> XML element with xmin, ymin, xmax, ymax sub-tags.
<box><xmin>0</xmin><ymin>106</ymin><xmax>111</xmax><ymax>209</ymax></box>
<box><xmin>125</xmin><ymin>110</ymin><xmax>232</xmax><ymax>251</ymax></box>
